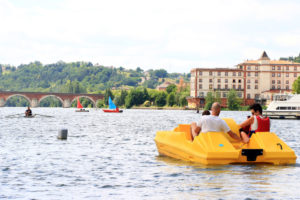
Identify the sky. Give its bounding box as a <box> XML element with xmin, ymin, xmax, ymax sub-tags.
<box><xmin>1</xmin><ymin>0</ymin><xmax>300</xmax><ymax>73</ymax></box>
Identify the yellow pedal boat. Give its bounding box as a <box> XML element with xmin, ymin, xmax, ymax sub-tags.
<box><xmin>155</xmin><ymin>118</ymin><xmax>297</xmax><ymax>165</ymax></box>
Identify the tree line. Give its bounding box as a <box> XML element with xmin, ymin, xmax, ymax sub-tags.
<box><xmin>204</xmin><ymin>89</ymin><xmax>244</xmax><ymax>110</ymax></box>
<box><xmin>0</xmin><ymin>61</ymin><xmax>190</xmax><ymax>93</ymax></box>
<box><xmin>98</xmin><ymin>84</ymin><xmax>189</xmax><ymax>108</ymax></box>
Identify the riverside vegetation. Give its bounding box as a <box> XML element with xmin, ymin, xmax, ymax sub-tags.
<box><xmin>0</xmin><ymin>61</ymin><xmax>190</xmax><ymax>108</ymax></box>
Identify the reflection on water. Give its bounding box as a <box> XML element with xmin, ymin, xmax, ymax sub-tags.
<box><xmin>0</xmin><ymin>108</ymin><xmax>299</xmax><ymax>199</ymax></box>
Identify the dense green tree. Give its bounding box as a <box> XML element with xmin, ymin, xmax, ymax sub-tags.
<box><xmin>151</xmin><ymin>69</ymin><xmax>167</xmax><ymax>78</ymax></box>
<box><xmin>155</xmin><ymin>91</ymin><xmax>167</xmax><ymax>107</ymax></box>
<box><xmin>104</xmin><ymin>88</ymin><xmax>114</xmax><ymax>105</ymax></box>
<box><xmin>292</xmin><ymin>76</ymin><xmax>300</xmax><ymax>94</ymax></box>
<box><xmin>116</xmin><ymin>90</ymin><xmax>128</xmax><ymax>106</ymax></box>
<box><xmin>5</xmin><ymin>96</ymin><xmax>30</xmax><ymax>107</ymax></box>
<box><xmin>204</xmin><ymin>92</ymin><xmax>215</xmax><ymax>110</ymax></box>
<box><xmin>143</xmin><ymin>88</ymin><xmax>149</xmax><ymax>101</ymax></box>
<box><xmin>166</xmin><ymin>84</ymin><xmax>177</xmax><ymax>94</ymax></box>
<box><xmin>179</xmin><ymin>96</ymin><xmax>188</xmax><ymax>107</ymax></box>
<box><xmin>143</xmin><ymin>79</ymin><xmax>157</xmax><ymax>89</ymax></box>
<box><xmin>227</xmin><ymin>89</ymin><xmax>242</xmax><ymax>110</ymax></box>
<box><xmin>167</xmin><ymin>92</ymin><xmax>176</xmax><ymax>106</ymax></box>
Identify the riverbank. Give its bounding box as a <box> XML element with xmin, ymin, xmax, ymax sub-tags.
<box><xmin>131</xmin><ymin>106</ymin><xmax>194</xmax><ymax>110</ymax></box>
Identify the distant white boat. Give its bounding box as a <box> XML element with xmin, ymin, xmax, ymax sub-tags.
<box><xmin>264</xmin><ymin>94</ymin><xmax>300</xmax><ymax>119</ymax></box>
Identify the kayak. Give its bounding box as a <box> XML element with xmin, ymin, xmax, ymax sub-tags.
<box><xmin>24</xmin><ymin>114</ymin><xmax>36</xmax><ymax>118</ymax></box>
<box><xmin>75</xmin><ymin>109</ymin><xmax>89</xmax><ymax>112</ymax></box>
<box><xmin>154</xmin><ymin>118</ymin><xmax>297</xmax><ymax>165</ymax></box>
<box><xmin>102</xmin><ymin>109</ymin><xmax>123</xmax><ymax>113</ymax></box>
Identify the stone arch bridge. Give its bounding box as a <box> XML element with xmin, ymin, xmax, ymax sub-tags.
<box><xmin>0</xmin><ymin>91</ymin><xmax>104</xmax><ymax>108</ymax></box>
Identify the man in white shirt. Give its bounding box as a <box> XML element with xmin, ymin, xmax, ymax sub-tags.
<box><xmin>191</xmin><ymin>102</ymin><xmax>242</xmax><ymax>142</ymax></box>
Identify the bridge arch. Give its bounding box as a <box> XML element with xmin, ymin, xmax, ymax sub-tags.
<box><xmin>71</xmin><ymin>96</ymin><xmax>96</xmax><ymax>108</ymax></box>
<box><xmin>38</xmin><ymin>95</ymin><xmax>64</xmax><ymax>107</ymax></box>
<box><xmin>5</xmin><ymin>94</ymin><xmax>31</xmax><ymax>106</ymax></box>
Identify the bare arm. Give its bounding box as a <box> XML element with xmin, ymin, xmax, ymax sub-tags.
<box><xmin>239</xmin><ymin>116</ymin><xmax>254</xmax><ymax>128</ymax></box>
<box><xmin>191</xmin><ymin>122</ymin><xmax>201</xmax><ymax>140</ymax></box>
<box><xmin>227</xmin><ymin>130</ymin><xmax>242</xmax><ymax>142</ymax></box>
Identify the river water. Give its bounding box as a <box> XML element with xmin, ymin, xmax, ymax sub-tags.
<box><xmin>0</xmin><ymin>108</ymin><xmax>299</xmax><ymax>199</ymax></box>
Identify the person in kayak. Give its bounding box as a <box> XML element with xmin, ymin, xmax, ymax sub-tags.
<box><xmin>191</xmin><ymin>102</ymin><xmax>242</xmax><ymax>142</ymax></box>
<box><xmin>239</xmin><ymin>103</ymin><xmax>270</xmax><ymax>143</ymax></box>
<box><xmin>25</xmin><ymin>106</ymin><xmax>32</xmax><ymax>117</ymax></box>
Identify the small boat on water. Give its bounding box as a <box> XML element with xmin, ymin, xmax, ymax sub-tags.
<box><xmin>155</xmin><ymin>118</ymin><xmax>297</xmax><ymax>165</ymax></box>
<box><xmin>24</xmin><ymin>114</ymin><xmax>36</xmax><ymax>118</ymax></box>
<box><xmin>264</xmin><ymin>94</ymin><xmax>300</xmax><ymax>119</ymax></box>
<box><xmin>75</xmin><ymin>97</ymin><xmax>89</xmax><ymax>112</ymax></box>
<box><xmin>102</xmin><ymin>97</ymin><xmax>123</xmax><ymax>113</ymax></box>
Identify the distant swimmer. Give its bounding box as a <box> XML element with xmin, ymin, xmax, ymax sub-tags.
<box><xmin>25</xmin><ymin>106</ymin><xmax>32</xmax><ymax>117</ymax></box>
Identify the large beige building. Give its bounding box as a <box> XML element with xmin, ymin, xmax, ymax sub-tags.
<box><xmin>189</xmin><ymin>51</ymin><xmax>300</xmax><ymax>107</ymax></box>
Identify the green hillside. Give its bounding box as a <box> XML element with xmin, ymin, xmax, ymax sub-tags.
<box><xmin>0</xmin><ymin>61</ymin><xmax>190</xmax><ymax>93</ymax></box>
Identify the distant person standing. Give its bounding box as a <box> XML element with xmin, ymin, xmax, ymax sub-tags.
<box><xmin>25</xmin><ymin>106</ymin><xmax>32</xmax><ymax>117</ymax></box>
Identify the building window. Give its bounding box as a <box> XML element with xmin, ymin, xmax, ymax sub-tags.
<box><xmin>218</xmin><ymin>79</ymin><xmax>221</xmax><ymax>83</ymax></box>
<box><xmin>294</xmin><ymin>66</ymin><xmax>297</xmax><ymax>71</ymax></box>
<box><xmin>272</xmin><ymin>80</ymin><xmax>275</xmax><ymax>84</ymax></box>
<box><xmin>248</xmin><ymin>72</ymin><xmax>251</xmax><ymax>76</ymax></box>
<box><xmin>233</xmin><ymin>85</ymin><xmax>236</xmax><ymax>89</ymax></box>
<box><xmin>277</xmin><ymin>73</ymin><xmax>281</xmax><ymax>77</ymax></box>
<box><xmin>277</xmin><ymin>85</ymin><xmax>281</xmax><ymax>89</ymax></box>
<box><xmin>238</xmin><ymin>72</ymin><xmax>242</xmax><ymax>76</ymax></box>
<box><xmin>209</xmin><ymin>71</ymin><xmax>213</xmax><ymax>75</ymax></box>
<box><xmin>272</xmin><ymin>73</ymin><xmax>275</xmax><ymax>77</ymax></box>
<box><xmin>255</xmin><ymin>85</ymin><xmax>258</xmax><ymax>89</ymax></box>
<box><xmin>199</xmin><ymin>79</ymin><xmax>202</xmax><ymax>82</ymax></box>
<box><xmin>225</xmin><ymin>85</ymin><xmax>228</xmax><ymax>89</ymax></box>
<box><xmin>247</xmin><ymin>66</ymin><xmax>251</xmax><ymax>70</ymax></box>
<box><xmin>199</xmin><ymin>84</ymin><xmax>202</xmax><ymax>89</ymax></box>
<box><xmin>247</xmin><ymin>79</ymin><xmax>250</xmax><ymax>83</ymax></box>
<box><xmin>238</xmin><ymin>79</ymin><xmax>241</xmax><ymax>83</ymax></box>
<box><xmin>286</xmin><ymin>80</ymin><xmax>289</xmax><ymax>84</ymax></box>
<box><xmin>233</xmin><ymin>79</ymin><xmax>236</xmax><ymax>83</ymax></box>
<box><xmin>272</xmin><ymin>85</ymin><xmax>275</xmax><ymax>89</ymax></box>
<box><xmin>277</xmin><ymin>80</ymin><xmax>281</xmax><ymax>84</ymax></box>
<box><xmin>238</xmin><ymin>85</ymin><xmax>241</xmax><ymax>89</ymax></box>
<box><xmin>286</xmin><ymin>73</ymin><xmax>289</xmax><ymax>77</ymax></box>
<box><xmin>294</xmin><ymin>73</ymin><xmax>297</xmax><ymax>77</ymax></box>
<box><xmin>233</xmin><ymin>72</ymin><xmax>236</xmax><ymax>76</ymax></box>
<box><xmin>277</xmin><ymin>66</ymin><xmax>281</xmax><ymax>70</ymax></box>
<box><xmin>218</xmin><ymin>72</ymin><xmax>221</xmax><ymax>76</ymax></box>
<box><xmin>218</xmin><ymin>84</ymin><xmax>221</xmax><ymax>89</ymax></box>
<box><xmin>238</xmin><ymin>92</ymin><xmax>242</xmax><ymax>98</ymax></box>
<box><xmin>272</xmin><ymin>66</ymin><xmax>275</xmax><ymax>70</ymax></box>
<box><xmin>225</xmin><ymin>79</ymin><xmax>228</xmax><ymax>83</ymax></box>
<box><xmin>255</xmin><ymin>80</ymin><xmax>258</xmax><ymax>84</ymax></box>
<box><xmin>255</xmin><ymin>94</ymin><xmax>260</xmax><ymax>99</ymax></box>
<box><xmin>247</xmin><ymin>94</ymin><xmax>251</xmax><ymax>99</ymax></box>
<box><xmin>286</xmin><ymin>85</ymin><xmax>289</xmax><ymax>90</ymax></box>
<box><xmin>209</xmin><ymin>79</ymin><xmax>212</xmax><ymax>83</ymax></box>
<box><xmin>209</xmin><ymin>84</ymin><xmax>213</xmax><ymax>89</ymax></box>
<box><xmin>255</xmin><ymin>66</ymin><xmax>258</xmax><ymax>70</ymax></box>
<box><xmin>223</xmin><ymin>93</ymin><xmax>227</xmax><ymax>98</ymax></box>
<box><xmin>240</xmin><ymin>66</ymin><xmax>243</xmax><ymax>69</ymax></box>
<box><xmin>247</xmin><ymin>85</ymin><xmax>250</xmax><ymax>89</ymax></box>
<box><xmin>255</xmin><ymin>72</ymin><xmax>258</xmax><ymax>77</ymax></box>
<box><xmin>199</xmin><ymin>71</ymin><xmax>202</xmax><ymax>76</ymax></box>
<box><xmin>225</xmin><ymin>72</ymin><xmax>228</xmax><ymax>76</ymax></box>
<box><xmin>286</xmin><ymin>66</ymin><xmax>289</xmax><ymax>71</ymax></box>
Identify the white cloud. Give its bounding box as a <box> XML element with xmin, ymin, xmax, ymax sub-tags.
<box><xmin>1</xmin><ymin>0</ymin><xmax>300</xmax><ymax>72</ymax></box>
